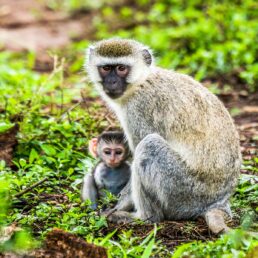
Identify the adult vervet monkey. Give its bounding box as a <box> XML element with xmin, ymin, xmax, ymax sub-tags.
<box><xmin>85</xmin><ymin>38</ymin><xmax>241</xmax><ymax>234</ymax></box>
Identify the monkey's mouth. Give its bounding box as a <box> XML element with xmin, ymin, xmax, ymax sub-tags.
<box><xmin>105</xmin><ymin>90</ymin><xmax>124</xmax><ymax>99</ymax></box>
<box><xmin>107</xmin><ymin>162</ymin><xmax>120</xmax><ymax>168</ymax></box>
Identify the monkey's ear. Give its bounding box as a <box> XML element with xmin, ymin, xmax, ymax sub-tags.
<box><xmin>88</xmin><ymin>138</ymin><xmax>98</xmax><ymax>158</ymax></box>
<box><xmin>142</xmin><ymin>49</ymin><xmax>152</xmax><ymax>66</ymax></box>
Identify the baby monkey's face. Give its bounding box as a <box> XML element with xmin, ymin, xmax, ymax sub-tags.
<box><xmin>100</xmin><ymin>142</ymin><xmax>126</xmax><ymax>168</ymax></box>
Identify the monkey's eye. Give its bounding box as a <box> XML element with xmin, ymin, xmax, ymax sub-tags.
<box><xmin>117</xmin><ymin>65</ymin><xmax>126</xmax><ymax>71</ymax></box>
<box><xmin>103</xmin><ymin>65</ymin><xmax>111</xmax><ymax>71</ymax></box>
<box><xmin>116</xmin><ymin>65</ymin><xmax>129</xmax><ymax>77</ymax></box>
<box><xmin>99</xmin><ymin>66</ymin><xmax>111</xmax><ymax>76</ymax></box>
<box><xmin>104</xmin><ymin>149</ymin><xmax>111</xmax><ymax>155</ymax></box>
<box><xmin>115</xmin><ymin>149</ymin><xmax>123</xmax><ymax>155</ymax></box>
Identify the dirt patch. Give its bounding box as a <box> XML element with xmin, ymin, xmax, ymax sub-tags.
<box><xmin>101</xmin><ymin>217</ymin><xmax>237</xmax><ymax>251</ymax></box>
<box><xmin>236</xmin><ymin>112</ymin><xmax>257</xmax><ymax>166</ymax></box>
<box><xmin>0</xmin><ymin>0</ymin><xmax>67</xmax><ymax>27</ymax></box>
<box><xmin>29</xmin><ymin>229</ymin><xmax>107</xmax><ymax>258</ymax></box>
<box><xmin>0</xmin><ymin>0</ymin><xmax>94</xmax><ymax>55</ymax></box>
<box><xmin>0</xmin><ymin>229</ymin><xmax>107</xmax><ymax>258</ymax></box>
<box><xmin>218</xmin><ymin>91</ymin><xmax>258</xmax><ymax>173</ymax></box>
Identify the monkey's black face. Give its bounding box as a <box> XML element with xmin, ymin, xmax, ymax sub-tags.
<box><xmin>98</xmin><ymin>65</ymin><xmax>130</xmax><ymax>99</ymax></box>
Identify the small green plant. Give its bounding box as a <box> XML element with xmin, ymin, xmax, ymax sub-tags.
<box><xmin>173</xmin><ymin>229</ymin><xmax>258</xmax><ymax>258</ymax></box>
<box><xmin>0</xmin><ymin>178</ymin><xmax>38</xmax><ymax>253</ymax></box>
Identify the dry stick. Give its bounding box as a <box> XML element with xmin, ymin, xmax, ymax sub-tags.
<box><xmin>58</xmin><ymin>100</ymin><xmax>82</xmax><ymax>121</ymax></box>
<box><xmin>105</xmin><ymin>113</ymin><xmax>117</xmax><ymax>128</ymax></box>
<box><xmin>80</xmin><ymin>89</ymin><xmax>91</xmax><ymax>113</ymax></box>
<box><xmin>93</xmin><ymin>111</ymin><xmax>109</xmax><ymax>130</ymax></box>
<box><xmin>192</xmin><ymin>228</ymin><xmax>207</xmax><ymax>241</ymax></box>
<box><xmin>59</xmin><ymin>57</ymin><xmax>65</xmax><ymax>115</ymax></box>
<box><xmin>14</xmin><ymin>177</ymin><xmax>48</xmax><ymax>198</ymax></box>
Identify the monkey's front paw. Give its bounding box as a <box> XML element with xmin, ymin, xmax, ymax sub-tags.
<box><xmin>101</xmin><ymin>208</ymin><xmax>116</xmax><ymax>217</ymax></box>
<box><xmin>106</xmin><ymin>211</ymin><xmax>134</xmax><ymax>224</ymax></box>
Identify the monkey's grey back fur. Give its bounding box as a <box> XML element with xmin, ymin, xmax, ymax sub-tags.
<box><xmin>86</xmin><ymin>38</ymin><xmax>241</xmax><ymax>225</ymax></box>
<box><xmin>121</xmin><ymin>68</ymin><xmax>240</xmax><ymax>219</ymax></box>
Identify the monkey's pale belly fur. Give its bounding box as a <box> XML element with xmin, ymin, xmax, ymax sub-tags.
<box><xmin>108</xmin><ymin>68</ymin><xmax>241</xmax><ymax>219</ymax></box>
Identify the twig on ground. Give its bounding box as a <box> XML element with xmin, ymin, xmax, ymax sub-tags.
<box><xmin>14</xmin><ymin>177</ymin><xmax>48</xmax><ymax>198</ymax></box>
<box><xmin>59</xmin><ymin>100</ymin><xmax>82</xmax><ymax>121</ymax></box>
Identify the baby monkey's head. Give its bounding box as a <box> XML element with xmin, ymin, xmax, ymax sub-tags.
<box><xmin>89</xmin><ymin>131</ymin><xmax>130</xmax><ymax>168</ymax></box>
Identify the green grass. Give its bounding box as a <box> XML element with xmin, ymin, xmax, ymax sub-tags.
<box><xmin>173</xmin><ymin>229</ymin><xmax>258</xmax><ymax>258</ymax></box>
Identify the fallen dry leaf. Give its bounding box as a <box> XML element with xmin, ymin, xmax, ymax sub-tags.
<box><xmin>0</xmin><ymin>124</ymin><xmax>19</xmax><ymax>166</ymax></box>
<box><xmin>0</xmin><ymin>223</ymin><xmax>22</xmax><ymax>243</ymax></box>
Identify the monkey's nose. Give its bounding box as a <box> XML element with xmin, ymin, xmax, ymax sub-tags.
<box><xmin>110</xmin><ymin>153</ymin><xmax>116</xmax><ymax>161</ymax></box>
<box><xmin>109</xmin><ymin>81</ymin><xmax>118</xmax><ymax>90</ymax></box>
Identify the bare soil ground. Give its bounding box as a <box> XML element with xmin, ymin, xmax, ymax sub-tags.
<box><xmin>222</xmin><ymin>93</ymin><xmax>258</xmax><ymax>169</ymax></box>
<box><xmin>0</xmin><ymin>0</ymin><xmax>94</xmax><ymax>51</ymax></box>
<box><xmin>0</xmin><ymin>0</ymin><xmax>94</xmax><ymax>71</ymax></box>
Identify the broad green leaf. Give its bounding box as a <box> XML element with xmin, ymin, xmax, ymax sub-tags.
<box><xmin>0</xmin><ymin>122</ymin><xmax>15</xmax><ymax>133</ymax></box>
<box><xmin>100</xmin><ymin>230</ymin><xmax>117</xmax><ymax>245</ymax></box>
<box><xmin>142</xmin><ymin>238</ymin><xmax>155</xmax><ymax>258</ymax></box>
<box><xmin>41</xmin><ymin>144</ymin><xmax>56</xmax><ymax>156</ymax></box>
<box><xmin>29</xmin><ymin>149</ymin><xmax>39</xmax><ymax>164</ymax></box>
<box><xmin>19</xmin><ymin>159</ymin><xmax>27</xmax><ymax>168</ymax></box>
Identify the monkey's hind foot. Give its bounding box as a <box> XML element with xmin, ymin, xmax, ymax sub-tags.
<box><xmin>204</xmin><ymin>208</ymin><xmax>230</xmax><ymax>234</ymax></box>
<box><xmin>105</xmin><ymin>211</ymin><xmax>134</xmax><ymax>224</ymax></box>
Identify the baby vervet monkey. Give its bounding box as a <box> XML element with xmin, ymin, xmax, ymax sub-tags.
<box><xmin>81</xmin><ymin>131</ymin><xmax>131</xmax><ymax>210</ymax></box>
